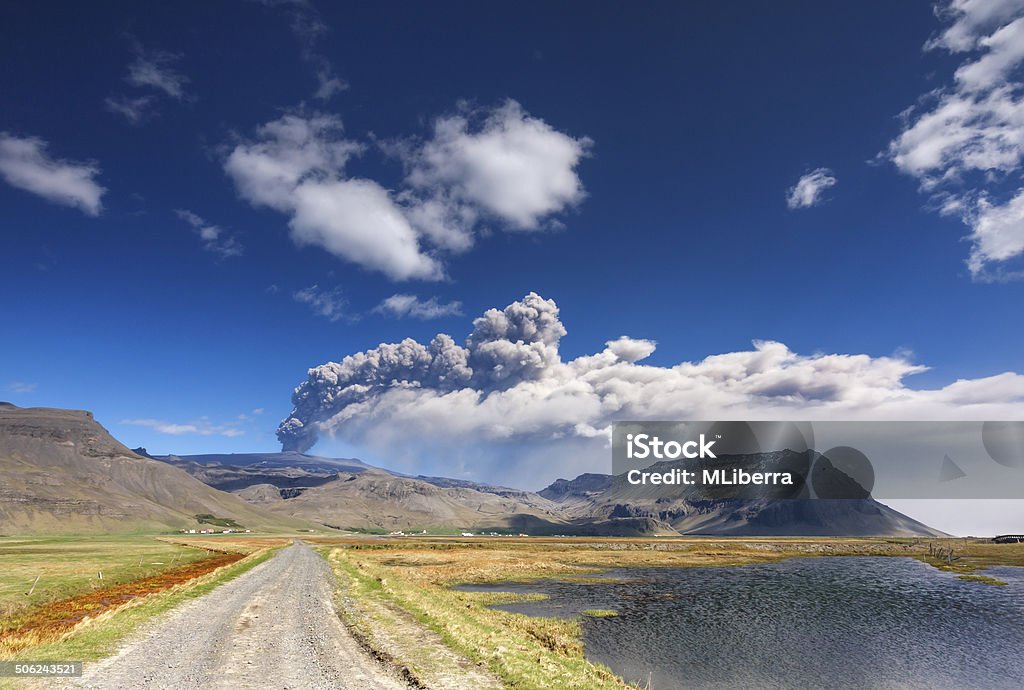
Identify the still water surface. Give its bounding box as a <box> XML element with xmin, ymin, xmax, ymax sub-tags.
<box><xmin>456</xmin><ymin>557</ymin><xmax>1024</xmax><ymax>689</ymax></box>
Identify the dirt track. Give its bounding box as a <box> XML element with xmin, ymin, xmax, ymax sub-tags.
<box><xmin>69</xmin><ymin>542</ymin><xmax>409</xmax><ymax>690</ymax></box>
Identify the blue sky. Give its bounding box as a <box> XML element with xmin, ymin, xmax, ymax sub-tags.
<box><xmin>3</xmin><ymin>1</ymin><xmax>1024</xmax><ymax>504</ymax></box>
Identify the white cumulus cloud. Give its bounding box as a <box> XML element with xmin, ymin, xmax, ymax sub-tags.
<box><xmin>887</xmin><ymin>1</ymin><xmax>1024</xmax><ymax>279</ymax></box>
<box><xmin>225</xmin><ymin>113</ymin><xmax>440</xmax><ymax>281</ymax></box>
<box><xmin>965</xmin><ymin>189</ymin><xmax>1024</xmax><ymax>274</ymax></box>
<box><xmin>405</xmin><ymin>100</ymin><xmax>592</xmax><ymax>231</ymax></box>
<box><xmin>926</xmin><ymin>0</ymin><xmax>1024</xmax><ymax>52</ymax></box>
<box><xmin>0</xmin><ymin>134</ymin><xmax>105</xmax><ymax>215</ymax></box>
<box><xmin>786</xmin><ymin>168</ymin><xmax>838</xmax><ymax>209</ymax></box>
<box><xmin>224</xmin><ymin>102</ymin><xmax>589</xmax><ymax>281</ymax></box>
<box><xmin>293</xmin><ymin>179</ymin><xmax>442</xmax><ymax>280</ymax></box>
<box><xmin>225</xmin><ymin>114</ymin><xmax>362</xmax><ymax>210</ymax></box>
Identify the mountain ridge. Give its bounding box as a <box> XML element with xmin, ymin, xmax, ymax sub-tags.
<box><xmin>159</xmin><ymin>449</ymin><xmax>945</xmax><ymax>537</ymax></box>
<box><xmin>0</xmin><ymin>404</ymin><xmax>945</xmax><ymax>537</ymax></box>
<box><xmin>0</xmin><ymin>405</ymin><xmax>306</xmax><ymax>534</ymax></box>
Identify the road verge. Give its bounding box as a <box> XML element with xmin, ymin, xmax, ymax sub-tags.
<box><xmin>0</xmin><ymin>544</ymin><xmax>278</xmax><ymax>688</ymax></box>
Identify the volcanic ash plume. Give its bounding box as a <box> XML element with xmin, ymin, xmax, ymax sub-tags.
<box><xmin>278</xmin><ymin>292</ymin><xmax>1024</xmax><ymax>460</ymax></box>
<box><xmin>278</xmin><ymin>292</ymin><xmax>564</xmax><ymax>451</ymax></box>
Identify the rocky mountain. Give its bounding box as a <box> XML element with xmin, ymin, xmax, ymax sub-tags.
<box><xmin>538</xmin><ymin>473</ymin><xmax>614</xmax><ymax>502</ymax></box>
<box><xmin>0</xmin><ymin>404</ymin><xmax>304</xmax><ymax>534</ymax></box>
<box><xmin>543</xmin><ymin>453</ymin><xmax>946</xmax><ymax>537</ymax></box>
<box><xmin>156</xmin><ymin>445</ymin><xmax>942</xmax><ymax>537</ymax></box>
<box><xmin>0</xmin><ymin>402</ymin><xmax>940</xmax><ymax>537</ymax></box>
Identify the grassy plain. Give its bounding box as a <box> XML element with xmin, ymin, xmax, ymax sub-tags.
<box><xmin>1</xmin><ymin>534</ymin><xmax>1020</xmax><ymax>689</ymax></box>
<box><xmin>0</xmin><ymin>534</ymin><xmax>287</xmax><ymax>670</ymax></box>
<box><xmin>0</xmin><ymin>536</ymin><xmax>216</xmax><ymax>623</ymax></box>
<box><xmin>917</xmin><ymin>539</ymin><xmax>1024</xmax><ymax>585</ymax></box>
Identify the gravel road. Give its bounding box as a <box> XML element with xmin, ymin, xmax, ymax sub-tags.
<box><xmin>69</xmin><ymin>542</ymin><xmax>410</xmax><ymax>690</ymax></box>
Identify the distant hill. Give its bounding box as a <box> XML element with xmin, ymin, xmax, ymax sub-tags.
<box><xmin>151</xmin><ymin>451</ymin><xmax>367</xmax><ymax>493</ymax></box>
<box><xmin>152</xmin><ymin>451</ymin><xmax>574</xmax><ymax>533</ymax></box>
<box><xmin>154</xmin><ymin>445</ymin><xmax>943</xmax><ymax>537</ymax></box>
<box><xmin>0</xmin><ymin>405</ymin><xmax>305</xmax><ymax>534</ymax></box>
<box><xmin>153</xmin><ymin>451</ymin><xmax>372</xmax><ymax>474</ymax></box>
<box><xmin>238</xmin><ymin>468</ymin><xmax>574</xmax><ymax>533</ymax></box>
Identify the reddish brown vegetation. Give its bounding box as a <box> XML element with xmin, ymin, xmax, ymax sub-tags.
<box><xmin>0</xmin><ymin>552</ymin><xmax>243</xmax><ymax>654</ymax></box>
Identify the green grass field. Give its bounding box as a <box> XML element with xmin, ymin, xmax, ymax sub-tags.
<box><xmin>0</xmin><ymin>535</ymin><xmax>213</xmax><ymax>625</ymax></box>
<box><xmin>0</xmin><ymin>547</ymin><xmax>276</xmax><ymax>690</ymax></box>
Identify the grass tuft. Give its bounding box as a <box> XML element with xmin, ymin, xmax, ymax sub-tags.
<box><xmin>957</xmin><ymin>574</ymin><xmax>1008</xmax><ymax>586</ymax></box>
<box><xmin>582</xmin><ymin>609</ymin><xmax>619</xmax><ymax>618</ymax></box>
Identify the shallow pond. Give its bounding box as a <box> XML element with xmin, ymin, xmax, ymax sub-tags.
<box><xmin>456</xmin><ymin>557</ymin><xmax>1024</xmax><ymax>689</ymax></box>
